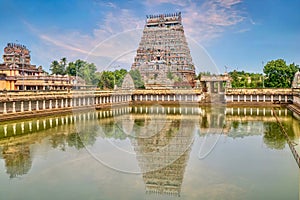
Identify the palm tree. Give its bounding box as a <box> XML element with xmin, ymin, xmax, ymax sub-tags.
<box><xmin>60</xmin><ymin>57</ymin><xmax>67</xmax><ymax>75</ymax></box>
<box><xmin>50</xmin><ymin>60</ymin><xmax>60</xmax><ymax>75</ymax></box>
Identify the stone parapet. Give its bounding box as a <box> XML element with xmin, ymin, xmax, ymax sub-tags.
<box><xmin>226</xmin><ymin>88</ymin><xmax>292</xmax><ymax>95</ymax></box>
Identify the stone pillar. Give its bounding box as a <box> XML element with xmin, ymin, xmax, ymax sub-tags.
<box><xmin>174</xmin><ymin>95</ymin><xmax>176</xmax><ymax>101</ymax></box>
<box><xmin>49</xmin><ymin>100</ymin><xmax>52</xmax><ymax>109</ymax></box>
<box><xmin>65</xmin><ymin>98</ymin><xmax>68</xmax><ymax>107</ymax></box>
<box><xmin>83</xmin><ymin>98</ymin><xmax>86</xmax><ymax>106</ymax></box>
<box><xmin>55</xmin><ymin>99</ymin><xmax>58</xmax><ymax>108</ymax></box>
<box><xmin>79</xmin><ymin>98</ymin><xmax>81</xmax><ymax>106</ymax></box>
<box><xmin>244</xmin><ymin>95</ymin><xmax>246</xmax><ymax>102</ymax></box>
<box><xmin>21</xmin><ymin>101</ymin><xmax>24</xmax><ymax>112</ymax></box>
<box><xmin>28</xmin><ymin>101</ymin><xmax>32</xmax><ymax>111</ymax></box>
<box><xmin>237</xmin><ymin>95</ymin><xmax>240</xmax><ymax>102</ymax></box>
<box><xmin>185</xmin><ymin>95</ymin><xmax>188</xmax><ymax>101</ymax></box>
<box><xmin>257</xmin><ymin>95</ymin><xmax>259</xmax><ymax>102</ymax></box>
<box><xmin>162</xmin><ymin>95</ymin><xmax>164</xmax><ymax>101</ymax></box>
<box><xmin>145</xmin><ymin>95</ymin><xmax>148</xmax><ymax>101</ymax></box>
<box><xmin>168</xmin><ymin>95</ymin><xmax>170</xmax><ymax>101</ymax></box>
<box><xmin>36</xmin><ymin>100</ymin><xmax>39</xmax><ymax>110</ymax></box>
<box><xmin>151</xmin><ymin>95</ymin><xmax>153</xmax><ymax>101</ymax></box>
<box><xmin>156</xmin><ymin>95</ymin><xmax>158</xmax><ymax>101</ymax></box>
<box><xmin>285</xmin><ymin>95</ymin><xmax>287</xmax><ymax>102</ymax></box>
<box><xmin>271</xmin><ymin>95</ymin><xmax>273</xmax><ymax>102</ymax></box>
<box><xmin>96</xmin><ymin>97</ymin><xmax>98</xmax><ymax>104</ymax></box>
<box><xmin>263</xmin><ymin>95</ymin><xmax>266</xmax><ymax>102</ymax></box>
<box><xmin>140</xmin><ymin>95</ymin><xmax>142</xmax><ymax>101</ymax></box>
<box><xmin>70</xmin><ymin>99</ymin><xmax>73</xmax><ymax>107</ymax></box>
<box><xmin>87</xmin><ymin>97</ymin><xmax>90</xmax><ymax>105</ymax></box>
<box><xmin>43</xmin><ymin>100</ymin><xmax>46</xmax><ymax>110</ymax></box>
<box><xmin>279</xmin><ymin>95</ymin><xmax>281</xmax><ymax>102</ymax></box>
<box><xmin>250</xmin><ymin>95</ymin><xmax>253</xmax><ymax>102</ymax></box>
<box><xmin>61</xmin><ymin>99</ymin><xmax>64</xmax><ymax>108</ymax></box>
<box><xmin>100</xmin><ymin>97</ymin><xmax>102</xmax><ymax>104</ymax></box>
<box><xmin>12</xmin><ymin>102</ymin><xmax>16</xmax><ymax>113</ymax></box>
<box><xmin>231</xmin><ymin>95</ymin><xmax>234</xmax><ymax>102</ymax></box>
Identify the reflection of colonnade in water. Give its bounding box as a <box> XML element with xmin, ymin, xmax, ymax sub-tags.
<box><xmin>0</xmin><ymin>105</ymin><xmax>298</xmax><ymax>180</ymax></box>
<box><xmin>0</xmin><ymin>105</ymin><xmax>297</xmax><ymax>144</ymax></box>
<box><xmin>0</xmin><ymin>106</ymin><xmax>202</xmax><ymax>179</ymax></box>
<box><xmin>0</xmin><ymin>106</ymin><xmax>204</xmax><ymax>139</ymax></box>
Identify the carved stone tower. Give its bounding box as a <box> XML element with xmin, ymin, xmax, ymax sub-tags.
<box><xmin>131</xmin><ymin>12</ymin><xmax>195</xmax><ymax>89</ymax></box>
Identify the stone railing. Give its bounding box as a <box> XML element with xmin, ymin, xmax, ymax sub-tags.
<box><xmin>225</xmin><ymin>88</ymin><xmax>292</xmax><ymax>95</ymax></box>
<box><xmin>225</xmin><ymin>88</ymin><xmax>293</xmax><ymax>104</ymax></box>
<box><xmin>0</xmin><ymin>89</ymin><xmax>205</xmax><ymax>121</ymax></box>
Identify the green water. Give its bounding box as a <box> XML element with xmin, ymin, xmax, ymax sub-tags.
<box><xmin>0</xmin><ymin>106</ymin><xmax>299</xmax><ymax>200</ymax></box>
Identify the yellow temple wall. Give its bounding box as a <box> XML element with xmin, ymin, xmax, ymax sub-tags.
<box><xmin>0</xmin><ymin>80</ymin><xmax>6</xmax><ymax>90</ymax></box>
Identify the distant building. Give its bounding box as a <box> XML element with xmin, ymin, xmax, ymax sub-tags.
<box><xmin>0</xmin><ymin>43</ymin><xmax>86</xmax><ymax>91</ymax></box>
<box><xmin>131</xmin><ymin>12</ymin><xmax>195</xmax><ymax>89</ymax></box>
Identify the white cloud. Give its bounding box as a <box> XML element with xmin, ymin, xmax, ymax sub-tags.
<box><xmin>28</xmin><ymin>8</ymin><xmax>144</xmax><ymax>71</ymax></box>
<box><xmin>144</xmin><ymin>0</ymin><xmax>189</xmax><ymax>7</ymax></box>
<box><xmin>182</xmin><ymin>0</ymin><xmax>245</xmax><ymax>41</ymax></box>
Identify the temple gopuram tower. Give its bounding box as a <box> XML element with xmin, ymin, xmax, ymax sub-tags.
<box><xmin>131</xmin><ymin>12</ymin><xmax>195</xmax><ymax>89</ymax></box>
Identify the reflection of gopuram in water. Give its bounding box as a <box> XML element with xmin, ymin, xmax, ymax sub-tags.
<box><xmin>129</xmin><ymin>116</ymin><xmax>195</xmax><ymax>196</ymax></box>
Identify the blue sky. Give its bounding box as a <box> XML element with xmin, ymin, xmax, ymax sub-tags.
<box><xmin>0</xmin><ymin>0</ymin><xmax>299</xmax><ymax>74</ymax></box>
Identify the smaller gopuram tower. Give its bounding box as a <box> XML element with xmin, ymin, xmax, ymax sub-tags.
<box><xmin>131</xmin><ymin>12</ymin><xmax>195</xmax><ymax>89</ymax></box>
<box><xmin>3</xmin><ymin>43</ymin><xmax>31</xmax><ymax>66</ymax></box>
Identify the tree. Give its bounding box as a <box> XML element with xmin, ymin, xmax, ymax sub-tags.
<box><xmin>49</xmin><ymin>58</ymin><xmax>67</xmax><ymax>75</ymax></box>
<box><xmin>98</xmin><ymin>71</ymin><xmax>115</xmax><ymax>89</ymax></box>
<box><xmin>98</xmin><ymin>69</ymin><xmax>128</xmax><ymax>89</ymax></box>
<box><xmin>263</xmin><ymin>59</ymin><xmax>299</xmax><ymax>88</ymax></box>
<box><xmin>60</xmin><ymin>57</ymin><xmax>67</xmax><ymax>75</ymax></box>
<box><xmin>129</xmin><ymin>69</ymin><xmax>145</xmax><ymax>89</ymax></box>
<box><xmin>51</xmin><ymin>58</ymin><xmax>100</xmax><ymax>85</ymax></box>
<box><xmin>229</xmin><ymin>70</ymin><xmax>264</xmax><ymax>88</ymax></box>
<box><xmin>114</xmin><ymin>69</ymin><xmax>128</xmax><ymax>87</ymax></box>
<box><xmin>50</xmin><ymin>60</ymin><xmax>63</xmax><ymax>75</ymax></box>
<box><xmin>79</xmin><ymin>62</ymin><xmax>97</xmax><ymax>85</ymax></box>
<box><xmin>65</xmin><ymin>62</ymin><xmax>77</xmax><ymax>76</ymax></box>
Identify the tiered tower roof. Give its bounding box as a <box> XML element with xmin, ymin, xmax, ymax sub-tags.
<box><xmin>131</xmin><ymin>12</ymin><xmax>195</xmax><ymax>89</ymax></box>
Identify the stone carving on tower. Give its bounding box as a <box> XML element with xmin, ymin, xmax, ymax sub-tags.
<box><xmin>131</xmin><ymin>12</ymin><xmax>196</xmax><ymax>89</ymax></box>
